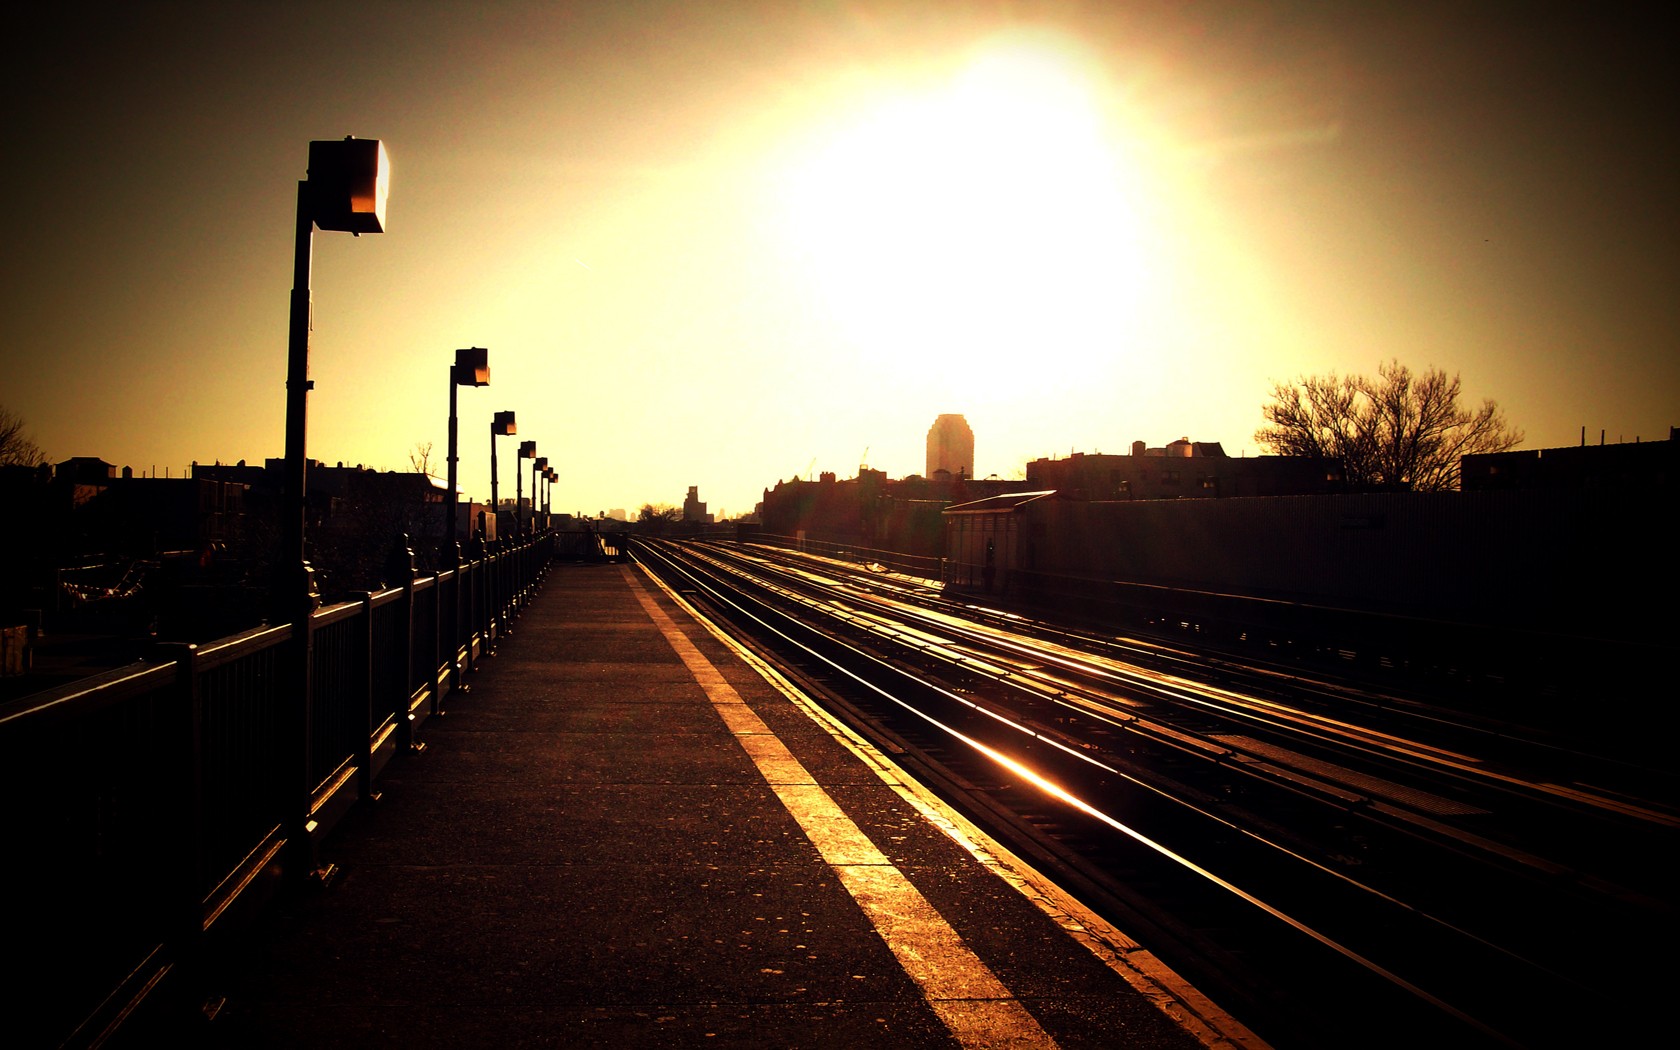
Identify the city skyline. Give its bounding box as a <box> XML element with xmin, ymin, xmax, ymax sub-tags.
<box><xmin>4</xmin><ymin>2</ymin><xmax>1673</xmax><ymax>518</ymax></box>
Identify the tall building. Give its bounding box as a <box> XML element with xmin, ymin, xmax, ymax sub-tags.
<box><xmin>682</xmin><ymin>485</ymin><xmax>709</xmax><ymax>523</ymax></box>
<box><xmin>926</xmin><ymin>414</ymin><xmax>974</xmax><ymax>479</ymax></box>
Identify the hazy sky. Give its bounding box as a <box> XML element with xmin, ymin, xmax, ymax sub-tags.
<box><xmin>3</xmin><ymin>1</ymin><xmax>1673</xmax><ymax>518</ymax></box>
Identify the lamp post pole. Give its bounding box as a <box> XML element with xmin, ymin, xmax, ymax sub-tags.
<box><xmin>517</xmin><ymin>440</ymin><xmax>536</xmax><ymax>536</ymax></box>
<box><xmin>444</xmin><ymin>348</ymin><xmax>489</xmax><ymax>563</ymax></box>
<box><xmin>534</xmin><ymin>458</ymin><xmax>543</xmax><ymax>529</ymax></box>
<box><xmin>276</xmin><ymin>137</ymin><xmax>387</xmax><ymax>624</ymax></box>
<box><xmin>533</xmin><ymin>456</ymin><xmax>548</xmax><ymax>532</ymax></box>
<box><xmin>445</xmin><ymin>374</ymin><xmax>458</xmax><ymax>558</ymax></box>
<box><xmin>490</xmin><ymin>411</ymin><xmax>515</xmax><ymax>543</ymax></box>
<box><xmin>275</xmin><ymin>136</ymin><xmax>388</xmax><ymax>886</ymax></box>
<box><xmin>278</xmin><ymin>179</ymin><xmax>316</xmax><ymax>624</ymax></box>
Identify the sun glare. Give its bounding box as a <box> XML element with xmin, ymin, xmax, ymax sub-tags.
<box><xmin>775</xmin><ymin>34</ymin><xmax>1160</xmax><ymax>400</ymax></box>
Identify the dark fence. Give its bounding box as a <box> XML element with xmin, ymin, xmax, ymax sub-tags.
<box><xmin>0</xmin><ymin>533</ymin><xmax>555</xmax><ymax>1050</ymax></box>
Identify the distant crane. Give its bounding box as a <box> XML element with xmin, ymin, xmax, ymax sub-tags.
<box><xmin>860</xmin><ymin>446</ymin><xmax>870</xmax><ymax>472</ymax></box>
<box><xmin>805</xmin><ymin>457</ymin><xmax>816</xmax><ymax>481</ymax></box>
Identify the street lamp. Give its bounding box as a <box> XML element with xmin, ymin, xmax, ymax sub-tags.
<box><xmin>517</xmin><ymin>440</ymin><xmax>537</xmax><ymax>535</ymax></box>
<box><xmin>444</xmin><ymin>347</ymin><xmax>489</xmax><ymax>562</ymax></box>
<box><xmin>277</xmin><ymin>136</ymin><xmax>389</xmax><ymax>622</ymax></box>
<box><xmin>543</xmin><ymin>465</ymin><xmax>556</xmax><ymax>516</ymax></box>
<box><xmin>490</xmin><ymin>411</ymin><xmax>516</xmax><ymax>542</ymax></box>
<box><xmin>274</xmin><ymin>137</ymin><xmax>387</xmax><ymax>884</ymax></box>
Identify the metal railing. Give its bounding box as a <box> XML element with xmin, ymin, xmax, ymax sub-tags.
<box><xmin>0</xmin><ymin>533</ymin><xmax>555</xmax><ymax>1049</ymax></box>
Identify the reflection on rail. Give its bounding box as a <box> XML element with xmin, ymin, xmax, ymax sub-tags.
<box><xmin>633</xmin><ymin>536</ymin><xmax>1675</xmax><ymax>1049</ymax></box>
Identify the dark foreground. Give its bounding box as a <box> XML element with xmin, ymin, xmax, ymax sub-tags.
<box><xmin>194</xmin><ymin>563</ymin><xmax>1248</xmax><ymax>1049</ymax></box>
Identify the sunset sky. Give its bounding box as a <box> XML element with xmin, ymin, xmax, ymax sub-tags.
<box><xmin>3</xmin><ymin>1</ymin><xmax>1673</xmax><ymax>519</ymax></box>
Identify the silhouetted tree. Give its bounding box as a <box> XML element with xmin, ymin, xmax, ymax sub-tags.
<box><xmin>1256</xmin><ymin>361</ymin><xmax>1521</xmax><ymax>491</ymax></box>
<box><xmin>636</xmin><ymin>503</ymin><xmax>681</xmax><ymax>534</ymax></box>
<box><xmin>409</xmin><ymin>441</ymin><xmax>434</xmax><ymax>476</ymax></box>
<box><xmin>0</xmin><ymin>405</ymin><xmax>45</xmax><ymax>467</ymax></box>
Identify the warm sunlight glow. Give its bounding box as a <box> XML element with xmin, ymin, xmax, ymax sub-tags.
<box><xmin>775</xmin><ymin>35</ymin><xmax>1160</xmax><ymax>400</ymax></box>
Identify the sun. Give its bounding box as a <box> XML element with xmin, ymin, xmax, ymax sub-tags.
<box><xmin>773</xmin><ymin>33</ymin><xmax>1162</xmax><ymax>401</ymax></box>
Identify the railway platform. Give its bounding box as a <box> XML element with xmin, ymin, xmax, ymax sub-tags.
<box><xmin>204</xmin><ymin>563</ymin><xmax>1259</xmax><ymax>1049</ymax></box>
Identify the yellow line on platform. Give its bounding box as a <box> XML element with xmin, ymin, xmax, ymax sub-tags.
<box><xmin>623</xmin><ymin>566</ymin><xmax>1058</xmax><ymax>1050</ymax></box>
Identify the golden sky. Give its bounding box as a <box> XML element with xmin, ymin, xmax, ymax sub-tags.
<box><xmin>3</xmin><ymin>1</ymin><xmax>1674</xmax><ymax>517</ymax></box>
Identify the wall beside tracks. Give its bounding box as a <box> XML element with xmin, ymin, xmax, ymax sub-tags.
<box><xmin>947</xmin><ymin>490</ymin><xmax>1672</xmax><ymax>665</ymax></box>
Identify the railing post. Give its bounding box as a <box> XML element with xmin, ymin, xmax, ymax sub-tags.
<box><xmin>464</xmin><ymin>540</ymin><xmax>482</xmax><ymax>673</ymax></box>
<box><xmin>517</xmin><ymin>536</ymin><xmax>531</xmax><ymax>606</ymax></box>
<box><xmin>157</xmin><ymin>642</ymin><xmax>204</xmax><ymax>954</ymax></box>
<box><xmin>386</xmin><ymin>535</ymin><xmax>422</xmax><ymax>754</ymax></box>
<box><xmin>449</xmin><ymin>563</ymin><xmax>470</xmax><ymax>693</ymax></box>
<box><xmin>439</xmin><ymin>566</ymin><xmax>458</xmax><ymax>699</ymax></box>
<box><xmin>451</xmin><ymin>563</ymin><xmax>470</xmax><ymax>692</ymax></box>
<box><xmin>504</xmin><ymin>539</ymin><xmax>519</xmax><ymax>620</ymax></box>
<box><xmin>483</xmin><ymin>547</ymin><xmax>493</xmax><ymax>645</ymax></box>
<box><xmin>288</xmin><ymin>601</ymin><xmax>332</xmax><ymax>884</ymax></box>
<box><xmin>428</xmin><ymin>569</ymin><xmax>443</xmax><ymax>717</ymax></box>
<box><xmin>355</xmin><ymin>592</ymin><xmax>380</xmax><ymax>803</ymax></box>
<box><xmin>494</xmin><ymin>542</ymin><xmax>511</xmax><ymax>642</ymax></box>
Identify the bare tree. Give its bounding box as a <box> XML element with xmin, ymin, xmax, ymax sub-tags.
<box><xmin>409</xmin><ymin>441</ymin><xmax>435</xmax><ymax>476</ymax></box>
<box><xmin>0</xmin><ymin>405</ymin><xmax>46</xmax><ymax>467</ymax></box>
<box><xmin>1256</xmin><ymin>361</ymin><xmax>1522</xmax><ymax>491</ymax></box>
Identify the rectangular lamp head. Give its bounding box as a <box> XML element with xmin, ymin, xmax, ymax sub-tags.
<box><xmin>308</xmin><ymin>137</ymin><xmax>389</xmax><ymax>234</ymax></box>
<box><xmin>453</xmin><ymin>347</ymin><xmax>489</xmax><ymax>386</ymax></box>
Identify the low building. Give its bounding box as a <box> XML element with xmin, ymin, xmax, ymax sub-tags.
<box><xmin>1461</xmin><ymin>429</ymin><xmax>1675</xmax><ymax>491</ymax></box>
<box><xmin>1027</xmin><ymin>439</ymin><xmax>1340</xmax><ymax>500</ymax></box>
<box><xmin>941</xmin><ymin>490</ymin><xmax>1056</xmax><ymax>595</ymax></box>
<box><xmin>759</xmin><ymin>468</ymin><xmax>1032</xmax><ymax>556</ymax></box>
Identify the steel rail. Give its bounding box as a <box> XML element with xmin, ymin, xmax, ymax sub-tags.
<box><xmin>633</xmin><ymin>538</ymin><xmax>1635</xmax><ymax>1048</ymax></box>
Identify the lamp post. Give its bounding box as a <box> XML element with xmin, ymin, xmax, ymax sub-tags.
<box><xmin>275</xmin><ymin>136</ymin><xmax>388</xmax><ymax>884</ymax></box>
<box><xmin>444</xmin><ymin>348</ymin><xmax>489</xmax><ymax>563</ymax></box>
<box><xmin>533</xmin><ymin>456</ymin><xmax>548</xmax><ymax>531</ymax></box>
<box><xmin>517</xmin><ymin>440</ymin><xmax>537</xmax><ymax>535</ymax></box>
<box><xmin>490</xmin><ymin>411</ymin><xmax>516</xmax><ymax>542</ymax></box>
<box><xmin>276</xmin><ymin>136</ymin><xmax>388</xmax><ymax>624</ymax></box>
<box><xmin>544</xmin><ymin>466</ymin><xmax>556</xmax><ymax>517</ymax></box>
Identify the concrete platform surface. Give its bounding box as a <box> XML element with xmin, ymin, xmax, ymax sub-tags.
<box><xmin>206</xmin><ymin>562</ymin><xmax>1261</xmax><ymax>1049</ymax></box>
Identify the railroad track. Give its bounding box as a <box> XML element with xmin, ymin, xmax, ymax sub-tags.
<box><xmin>632</xmin><ymin>538</ymin><xmax>1675</xmax><ymax>1048</ymax></box>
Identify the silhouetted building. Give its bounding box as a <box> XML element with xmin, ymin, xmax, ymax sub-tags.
<box><xmin>759</xmin><ymin>466</ymin><xmax>1031</xmax><ymax>557</ymax></box>
<box><xmin>926</xmin><ymin>414</ymin><xmax>973</xmax><ymax>479</ymax></box>
<box><xmin>1461</xmin><ymin>429</ymin><xmax>1675</xmax><ymax>491</ymax></box>
<box><xmin>194</xmin><ymin>458</ymin><xmax>453</xmax><ymax>589</ymax></box>
<box><xmin>86</xmin><ymin>477</ymin><xmax>244</xmax><ymax>554</ymax></box>
<box><xmin>1027</xmin><ymin>438</ymin><xmax>1340</xmax><ymax>500</ymax></box>
<box><xmin>683</xmin><ymin>485</ymin><xmax>710</xmax><ymax>524</ymax></box>
<box><xmin>50</xmin><ymin>458</ymin><xmax>119</xmax><ymax>523</ymax></box>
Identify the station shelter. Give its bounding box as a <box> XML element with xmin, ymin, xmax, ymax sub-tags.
<box><xmin>941</xmin><ymin>490</ymin><xmax>1056</xmax><ymax>596</ymax></box>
